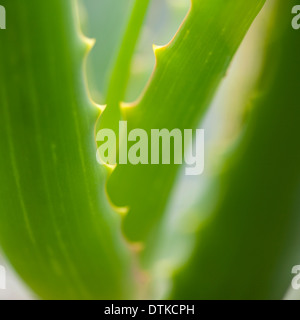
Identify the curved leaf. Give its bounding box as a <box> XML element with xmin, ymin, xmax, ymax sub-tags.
<box><xmin>105</xmin><ymin>0</ymin><xmax>266</xmax><ymax>249</ymax></box>
<box><xmin>0</xmin><ymin>0</ymin><xmax>135</xmax><ymax>299</ymax></box>
<box><xmin>171</xmin><ymin>0</ymin><xmax>300</xmax><ymax>299</ymax></box>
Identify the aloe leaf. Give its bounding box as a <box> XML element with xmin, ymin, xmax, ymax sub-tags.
<box><xmin>80</xmin><ymin>0</ymin><xmax>138</xmax><ymax>103</ymax></box>
<box><xmin>0</xmin><ymin>0</ymin><xmax>135</xmax><ymax>299</ymax></box>
<box><xmin>171</xmin><ymin>0</ymin><xmax>300</xmax><ymax>300</ymax></box>
<box><xmin>98</xmin><ymin>0</ymin><xmax>151</xmax><ymax>136</ymax></box>
<box><xmin>106</xmin><ymin>0</ymin><xmax>266</xmax><ymax>247</ymax></box>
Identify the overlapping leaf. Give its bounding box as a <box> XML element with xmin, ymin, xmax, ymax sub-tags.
<box><xmin>171</xmin><ymin>0</ymin><xmax>300</xmax><ymax>299</ymax></box>
<box><xmin>105</xmin><ymin>0</ymin><xmax>266</xmax><ymax>253</ymax></box>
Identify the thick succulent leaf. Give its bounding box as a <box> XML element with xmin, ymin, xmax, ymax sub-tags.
<box><xmin>106</xmin><ymin>0</ymin><xmax>266</xmax><ymax>246</ymax></box>
<box><xmin>171</xmin><ymin>0</ymin><xmax>300</xmax><ymax>300</ymax></box>
<box><xmin>0</xmin><ymin>0</ymin><xmax>135</xmax><ymax>299</ymax></box>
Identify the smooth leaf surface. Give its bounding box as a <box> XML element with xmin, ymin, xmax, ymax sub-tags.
<box><xmin>171</xmin><ymin>0</ymin><xmax>300</xmax><ymax>299</ymax></box>
<box><xmin>0</xmin><ymin>0</ymin><xmax>135</xmax><ymax>299</ymax></box>
<box><xmin>105</xmin><ymin>0</ymin><xmax>266</xmax><ymax>250</ymax></box>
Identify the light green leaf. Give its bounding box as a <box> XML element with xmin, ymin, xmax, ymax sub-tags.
<box><xmin>105</xmin><ymin>0</ymin><xmax>266</xmax><ymax>251</ymax></box>
<box><xmin>171</xmin><ymin>0</ymin><xmax>300</xmax><ymax>299</ymax></box>
<box><xmin>80</xmin><ymin>0</ymin><xmax>136</xmax><ymax>103</ymax></box>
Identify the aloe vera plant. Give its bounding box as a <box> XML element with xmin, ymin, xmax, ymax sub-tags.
<box><xmin>0</xmin><ymin>0</ymin><xmax>299</xmax><ymax>300</ymax></box>
<box><xmin>171</xmin><ymin>0</ymin><xmax>300</xmax><ymax>300</ymax></box>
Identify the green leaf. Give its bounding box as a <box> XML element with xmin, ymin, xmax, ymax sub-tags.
<box><xmin>0</xmin><ymin>0</ymin><xmax>135</xmax><ymax>299</ymax></box>
<box><xmin>80</xmin><ymin>0</ymin><xmax>137</xmax><ymax>103</ymax></box>
<box><xmin>171</xmin><ymin>0</ymin><xmax>300</xmax><ymax>299</ymax></box>
<box><xmin>97</xmin><ymin>0</ymin><xmax>151</xmax><ymax>138</ymax></box>
<box><xmin>105</xmin><ymin>0</ymin><xmax>266</xmax><ymax>250</ymax></box>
